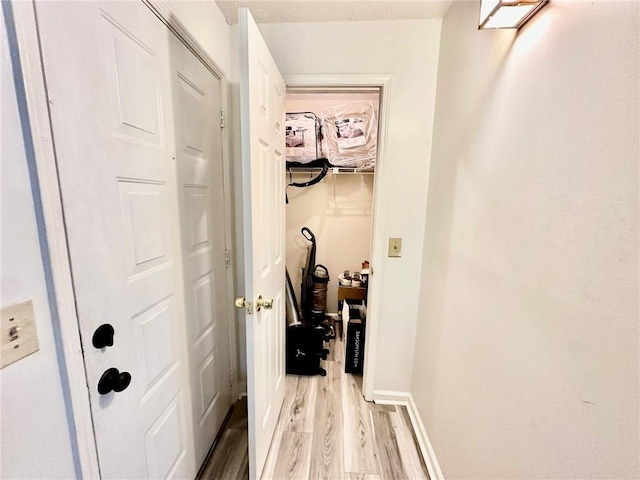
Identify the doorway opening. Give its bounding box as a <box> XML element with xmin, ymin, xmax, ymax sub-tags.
<box><xmin>283</xmin><ymin>84</ymin><xmax>385</xmax><ymax>399</ymax></box>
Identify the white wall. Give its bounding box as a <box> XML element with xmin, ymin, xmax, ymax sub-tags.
<box><xmin>258</xmin><ymin>19</ymin><xmax>442</xmax><ymax>392</ymax></box>
<box><xmin>412</xmin><ymin>1</ymin><xmax>639</xmax><ymax>479</ymax></box>
<box><xmin>0</xmin><ymin>14</ymin><xmax>78</xmax><ymax>479</ymax></box>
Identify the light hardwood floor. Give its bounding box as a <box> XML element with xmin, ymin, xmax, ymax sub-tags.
<box><xmin>200</xmin><ymin>338</ymin><xmax>429</xmax><ymax>480</ymax></box>
<box><xmin>199</xmin><ymin>397</ymin><xmax>249</xmax><ymax>480</ymax></box>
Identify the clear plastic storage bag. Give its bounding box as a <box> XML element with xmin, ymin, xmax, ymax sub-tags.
<box><xmin>285</xmin><ymin>112</ymin><xmax>321</xmax><ymax>164</ymax></box>
<box><xmin>321</xmin><ymin>101</ymin><xmax>377</xmax><ymax>168</ymax></box>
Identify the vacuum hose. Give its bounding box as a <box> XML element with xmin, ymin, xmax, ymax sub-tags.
<box><xmin>286</xmin><ymin>158</ymin><xmax>333</xmax><ymax>203</ymax></box>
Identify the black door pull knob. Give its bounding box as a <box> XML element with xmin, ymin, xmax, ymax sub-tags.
<box><xmin>98</xmin><ymin>367</ymin><xmax>132</xmax><ymax>394</ymax></box>
<box><xmin>92</xmin><ymin>324</ymin><xmax>115</xmax><ymax>349</ymax></box>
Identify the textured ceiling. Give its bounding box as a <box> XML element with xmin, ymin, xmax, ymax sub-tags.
<box><xmin>215</xmin><ymin>0</ymin><xmax>453</xmax><ymax>24</ymax></box>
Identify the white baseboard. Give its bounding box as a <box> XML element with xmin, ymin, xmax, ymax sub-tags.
<box><xmin>372</xmin><ymin>389</ymin><xmax>411</xmax><ymax>405</ymax></box>
<box><xmin>406</xmin><ymin>394</ymin><xmax>445</xmax><ymax>480</ymax></box>
<box><xmin>372</xmin><ymin>390</ymin><xmax>444</xmax><ymax>480</ymax></box>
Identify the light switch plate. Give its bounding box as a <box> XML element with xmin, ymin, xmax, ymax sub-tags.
<box><xmin>388</xmin><ymin>237</ymin><xmax>402</xmax><ymax>257</ymax></box>
<box><xmin>1</xmin><ymin>300</ymin><xmax>39</xmax><ymax>369</ymax></box>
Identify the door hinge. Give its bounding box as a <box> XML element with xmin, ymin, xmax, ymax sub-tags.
<box><xmin>225</xmin><ymin>250</ymin><xmax>232</xmax><ymax>268</ymax></box>
<box><xmin>230</xmin><ymin>369</ymin><xmax>235</xmax><ymax>389</ymax></box>
<box><xmin>220</xmin><ymin>109</ymin><xmax>225</xmax><ymax>129</ymax></box>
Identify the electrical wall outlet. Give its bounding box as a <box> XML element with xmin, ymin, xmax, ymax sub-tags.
<box><xmin>388</xmin><ymin>237</ymin><xmax>402</xmax><ymax>257</ymax></box>
<box><xmin>1</xmin><ymin>300</ymin><xmax>39</xmax><ymax>369</ymax></box>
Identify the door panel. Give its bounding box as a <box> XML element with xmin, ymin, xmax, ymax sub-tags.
<box><xmin>239</xmin><ymin>8</ymin><xmax>287</xmax><ymax>479</ymax></box>
<box><xmin>170</xmin><ymin>33</ymin><xmax>232</xmax><ymax>466</ymax></box>
<box><xmin>144</xmin><ymin>393</ymin><xmax>188</xmax><ymax>480</ymax></box>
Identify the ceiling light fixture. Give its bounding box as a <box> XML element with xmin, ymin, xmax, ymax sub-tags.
<box><xmin>479</xmin><ymin>0</ymin><xmax>547</xmax><ymax>29</ymax></box>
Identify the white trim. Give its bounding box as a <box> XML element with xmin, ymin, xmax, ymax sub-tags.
<box><xmin>373</xmin><ymin>391</ymin><xmax>445</xmax><ymax>480</ymax></box>
<box><xmin>407</xmin><ymin>394</ymin><xmax>445</xmax><ymax>480</ymax></box>
<box><xmin>220</xmin><ymin>78</ymin><xmax>241</xmax><ymax>401</ymax></box>
<box><xmin>283</xmin><ymin>73</ymin><xmax>392</xmax><ymax>403</ymax></box>
<box><xmin>12</xmin><ymin>2</ymin><xmax>100</xmax><ymax>477</ymax></box>
<box><xmin>372</xmin><ymin>389</ymin><xmax>411</xmax><ymax>405</ymax></box>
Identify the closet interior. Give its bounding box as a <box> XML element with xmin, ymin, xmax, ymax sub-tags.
<box><xmin>284</xmin><ymin>88</ymin><xmax>381</xmax><ymax>384</ymax></box>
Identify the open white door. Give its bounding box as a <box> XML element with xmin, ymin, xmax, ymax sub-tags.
<box><xmin>238</xmin><ymin>8</ymin><xmax>287</xmax><ymax>480</ymax></box>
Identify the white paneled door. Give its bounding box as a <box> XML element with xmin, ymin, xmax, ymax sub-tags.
<box><xmin>170</xmin><ymin>32</ymin><xmax>231</xmax><ymax>467</ymax></box>
<box><xmin>35</xmin><ymin>2</ymin><xmax>230</xmax><ymax>478</ymax></box>
<box><xmin>239</xmin><ymin>8</ymin><xmax>287</xmax><ymax>480</ymax></box>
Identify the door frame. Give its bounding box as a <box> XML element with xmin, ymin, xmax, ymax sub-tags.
<box><xmin>283</xmin><ymin>73</ymin><xmax>392</xmax><ymax>402</ymax></box>
<box><xmin>10</xmin><ymin>1</ymin><xmax>238</xmax><ymax>477</ymax></box>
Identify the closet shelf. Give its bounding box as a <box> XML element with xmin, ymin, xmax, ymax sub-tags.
<box><xmin>287</xmin><ymin>167</ymin><xmax>374</xmax><ymax>175</ymax></box>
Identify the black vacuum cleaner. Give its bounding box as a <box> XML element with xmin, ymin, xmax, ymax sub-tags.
<box><xmin>285</xmin><ymin>227</ymin><xmax>330</xmax><ymax>376</ymax></box>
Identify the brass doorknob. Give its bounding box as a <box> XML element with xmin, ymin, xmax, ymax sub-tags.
<box><xmin>256</xmin><ymin>295</ymin><xmax>273</xmax><ymax>311</ymax></box>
